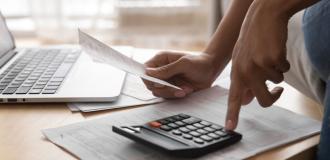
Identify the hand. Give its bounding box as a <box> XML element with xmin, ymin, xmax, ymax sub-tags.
<box><xmin>143</xmin><ymin>51</ymin><xmax>220</xmax><ymax>98</ymax></box>
<box><xmin>225</xmin><ymin>1</ymin><xmax>291</xmax><ymax>130</ymax></box>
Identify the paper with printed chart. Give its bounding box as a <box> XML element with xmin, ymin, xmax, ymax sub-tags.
<box><xmin>79</xmin><ymin>30</ymin><xmax>181</xmax><ymax>90</ymax></box>
<box><xmin>43</xmin><ymin>86</ymin><xmax>321</xmax><ymax>160</ymax></box>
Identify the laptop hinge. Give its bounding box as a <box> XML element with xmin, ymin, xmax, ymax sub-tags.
<box><xmin>0</xmin><ymin>49</ymin><xmax>17</xmax><ymax>68</ymax></box>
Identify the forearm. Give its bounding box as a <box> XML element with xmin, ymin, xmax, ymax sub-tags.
<box><xmin>203</xmin><ymin>0</ymin><xmax>254</xmax><ymax>73</ymax></box>
<box><xmin>255</xmin><ymin>0</ymin><xmax>319</xmax><ymax>19</ymax></box>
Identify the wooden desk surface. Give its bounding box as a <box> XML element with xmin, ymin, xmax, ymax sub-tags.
<box><xmin>0</xmin><ymin>40</ymin><xmax>323</xmax><ymax>160</ymax></box>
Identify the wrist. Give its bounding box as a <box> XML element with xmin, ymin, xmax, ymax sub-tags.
<box><xmin>201</xmin><ymin>51</ymin><xmax>229</xmax><ymax>78</ymax></box>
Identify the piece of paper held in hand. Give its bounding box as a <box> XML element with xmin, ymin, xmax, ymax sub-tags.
<box><xmin>78</xmin><ymin>30</ymin><xmax>182</xmax><ymax>90</ymax></box>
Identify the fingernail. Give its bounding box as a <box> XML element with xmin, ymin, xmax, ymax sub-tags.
<box><xmin>174</xmin><ymin>91</ymin><xmax>186</xmax><ymax>97</ymax></box>
<box><xmin>225</xmin><ymin>120</ymin><xmax>234</xmax><ymax>130</ymax></box>
<box><xmin>154</xmin><ymin>83</ymin><xmax>164</xmax><ymax>88</ymax></box>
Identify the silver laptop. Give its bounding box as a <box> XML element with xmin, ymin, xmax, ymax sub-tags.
<box><xmin>0</xmin><ymin>12</ymin><xmax>126</xmax><ymax>103</ymax></box>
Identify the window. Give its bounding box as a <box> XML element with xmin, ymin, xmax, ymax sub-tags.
<box><xmin>0</xmin><ymin>0</ymin><xmax>215</xmax><ymax>49</ymax></box>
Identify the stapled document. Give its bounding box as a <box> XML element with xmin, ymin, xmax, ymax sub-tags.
<box><xmin>78</xmin><ymin>30</ymin><xmax>181</xmax><ymax>90</ymax></box>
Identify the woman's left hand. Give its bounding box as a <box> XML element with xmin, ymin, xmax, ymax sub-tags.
<box><xmin>225</xmin><ymin>0</ymin><xmax>291</xmax><ymax>130</ymax></box>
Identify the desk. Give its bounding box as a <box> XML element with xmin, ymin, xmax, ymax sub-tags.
<box><xmin>0</xmin><ymin>44</ymin><xmax>323</xmax><ymax>160</ymax></box>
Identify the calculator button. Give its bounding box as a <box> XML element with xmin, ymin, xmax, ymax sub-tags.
<box><xmin>207</xmin><ymin>133</ymin><xmax>220</xmax><ymax>139</ymax></box>
<box><xmin>200</xmin><ymin>121</ymin><xmax>212</xmax><ymax>126</ymax></box>
<box><xmin>158</xmin><ymin>119</ymin><xmax>170</xmax><ymax>125</ymax></box>
<box><xmin>193</xmin><ymin>123</ymin><xmax>204</xmax><ymax>129</ymax></box>
<box><xmin>210</xmin><ymin>125</ymin><xmax>223</xmax><ymax>130</ymax></box>
<box><xmin>194</xmin><ymin>138</ymin><xmax>204</xmax><ymax>144</ymax></box>
<box><xmin>196</xmin><ymin>129</ymin><xmax>208</xmax><ymax>135</ymax></box>
<box><xmin>174</xmin><ymin>121</ymin><xmax>185</xmax><ymax>127</ymax></box>
<box><xmin>182</xmin><ymin>117</ymin><xmax>201</xmax><ymax>124</ymax></box>
<box><xmin>215</xmin><ymin>131</ymin><xmax>227</xmax><ymax>137</ymax></box>
<box><xmin>165</xmin><ymin>117</ymin><xmax>176</xmax><ymax>123</ymax></box>
<box><xmin>179</xmin><ymin>127</ymin><xmax>190</xmax><ymax>133</ymax></box>
<box><xmin>200</xmin><ymin>135</ymin><xmax>213</xmax><ymax>142</ymax></box>
<box><xmin>149</xmin><ymin>121</ymin><xmax>161</xmax><ymax>128</ymax></box>
<box><xmin>183</xmin><ymin>134</ymin><xmax>193</xmax><ymax>140</ymax></box>
<box><xmin>168</xmin><ymin>123</ymin><xmax>179</xmax><ymax>129</ymax></box>
<box><xmin>186</xmin><ymin>125</ymin><xmax>197</xmax><ymax>131</ymax></box>
<box><xmin>172</xmin><ymin>130</ymin><xmax>182</xmax><ymax>136</ymax></box>
<box><xmin>204</xmin><ymin>127</ymin><xmax>216</xmax><ymax>132</ymax></box>
<box><xmin>173</xmin><ymin>115</ymin><xmax>183</xmax><ymax>121</ymax></box>
<box><xmin>189</xmin><ymin>131</ymin><xmax>201</xmax><ymax>137</ymax></box>
<box><xmin>160</xmin><ymin>125</ymin><xmax>172</xmax><ymax>131</ymax></box>
<box><xmin>178</xmin><ymin>114</ymin><xmax>190</xmax><ymax>119</ymax></box>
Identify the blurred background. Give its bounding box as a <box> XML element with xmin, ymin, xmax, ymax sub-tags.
<box><xmin>0</xmin><ymin>0</ymin><xmax>230</xmax><ymax>51</ymax></box>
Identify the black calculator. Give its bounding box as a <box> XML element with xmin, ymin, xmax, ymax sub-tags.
<box><xmin>112</xmin><ymin>114</ymin><xmax>242</xmax><ymax>158</ymax></box>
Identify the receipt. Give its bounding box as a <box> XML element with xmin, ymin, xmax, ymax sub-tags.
<box><xmin>78</xmin><ymin>30</ymin><xmax>181</xmax><ymax>90</ymax></box>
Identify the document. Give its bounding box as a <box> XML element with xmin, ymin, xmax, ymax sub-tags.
<box><xmin>67</xmin><ymin>75</ymin><xmax>164</xmax><ymax>112</ymax></box>
<box><xmin>67</xmin><ymin>47</ymin><xmax>164</xmax><ymax>112</ymax></box>
<box><xmin>79</xmin><ymin>30</ymin><xmax>181</xmax><ymax>90</ymax></box>
<box><xmin>43</xmin><ymin>86</ymin><xmax>321</xmax><ymax>160</ymax></box>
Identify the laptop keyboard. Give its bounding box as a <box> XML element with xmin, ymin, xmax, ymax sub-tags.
<box><xmin>0</xmin><ymin>49</ymin><xmax>80</xmax><ymax>95</ymax></box>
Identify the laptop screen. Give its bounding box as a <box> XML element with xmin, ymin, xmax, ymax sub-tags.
<box><xmin>0</xmin><ymin>12</ymin><xmax>15</xmax><ymax>59</ymax></box>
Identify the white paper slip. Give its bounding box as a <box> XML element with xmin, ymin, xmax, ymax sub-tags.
<box><xmin>78</xmin><ymin>30</ymin><xmax>182</xmax><ymax>90</ymax></box>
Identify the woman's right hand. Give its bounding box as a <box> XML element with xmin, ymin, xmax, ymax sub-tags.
<box><xmin>143</xmin><ymin>51</ymin><xmax>221</xmax><ymax>98</ymax></box>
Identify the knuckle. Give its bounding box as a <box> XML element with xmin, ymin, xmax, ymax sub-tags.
<box><xmin>276</xmin><ymin>74</ymin><xmax>284</xmax><ymax>83</ymax></box>
<box><xmin>179</xmin><ymin>57</ymin><xmax>192</xmax><ymax>66</ymax></box>
<box><xmin>282</xmin><ymin>60</ymin><xmax>291</xmax><ymax>72</ymax></box>
<box><xmin>270</xmin><ymin>73</ymin><xmax>284</xmax><ymax>84</ymax></box>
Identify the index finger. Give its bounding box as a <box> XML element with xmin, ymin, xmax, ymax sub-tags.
<box><xmin>226</xmin><ymin>77</ymin><xmax>243</xmax><ymax>130</ymax></box>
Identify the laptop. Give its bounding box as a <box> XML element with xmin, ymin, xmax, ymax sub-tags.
<box><xmin>0</xmin><ymin>12</ymin><xmax>126</xmax><ymax>103</ymax></box>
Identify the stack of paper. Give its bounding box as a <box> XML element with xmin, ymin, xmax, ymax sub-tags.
<box><xmin>44</xmin><ymin>86</ymin><xmax>321</xmax><ymax>160</ymax></box>
<box><xmin>67</xmin><ymin>74</ymin><xmax>164</xmax><ymax>112</ymax></box>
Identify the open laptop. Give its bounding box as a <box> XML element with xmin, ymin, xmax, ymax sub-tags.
<box><xmin>0</xmin><ymin>12</ymin><xmax>126</xmax><ymax>103</ymax></box>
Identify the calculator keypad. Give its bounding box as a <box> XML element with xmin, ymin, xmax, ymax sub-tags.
<box><xmin>149</xmin><ymin>114</ymin><xmax>231</xmax><ymax>145</ymax></box>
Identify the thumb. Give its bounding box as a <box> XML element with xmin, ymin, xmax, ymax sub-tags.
<box><xmin>146</xmin><ymin>60</ymin><xmax>183</xmax><ymax>79</ymax></box>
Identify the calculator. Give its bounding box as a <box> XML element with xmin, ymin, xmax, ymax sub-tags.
<box><xmin>112</xmin><ymin>114</ymin><xmax>242</xmax><ymax>157</ymax></box>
